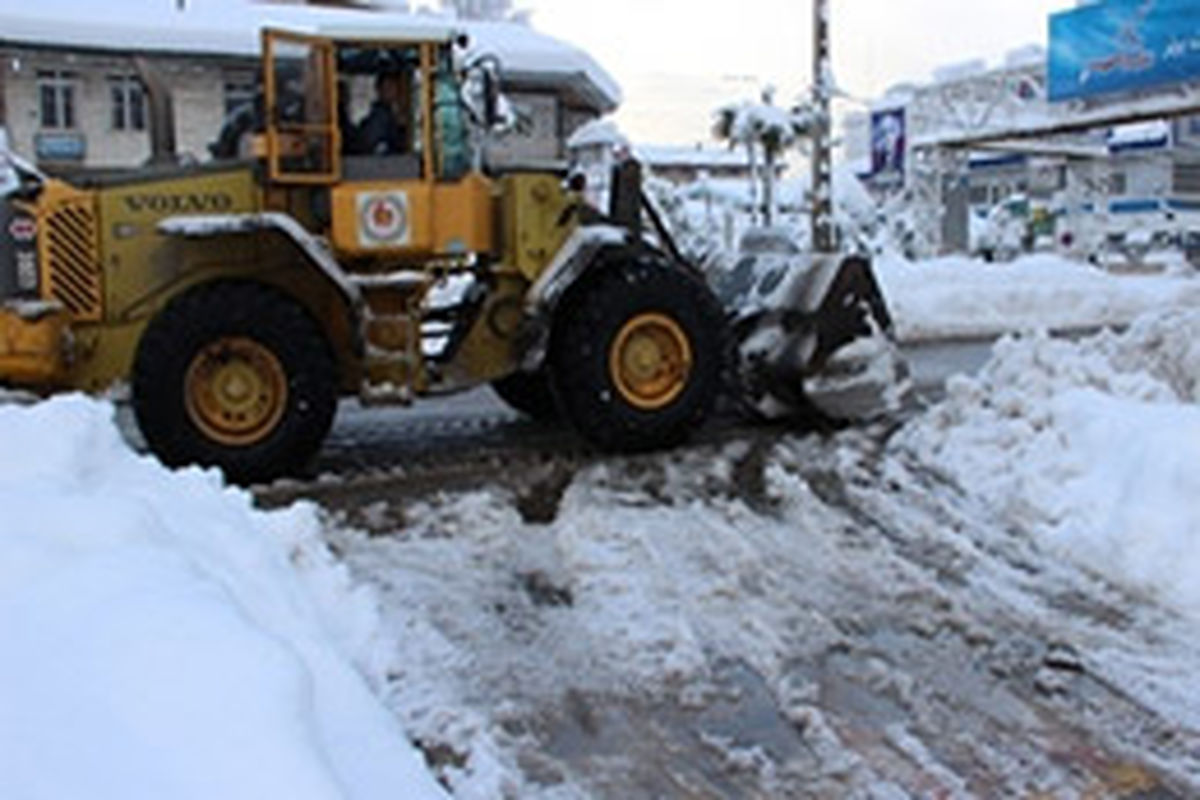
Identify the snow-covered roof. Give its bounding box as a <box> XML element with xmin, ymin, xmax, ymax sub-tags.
<box><xmin>0</xmin><ymin>0</ymin><xmax>621</xmax><ymax>112</ymax></box>
<box><xmin>1004</xmin><ymin>43</ymin><xmax>1046</xmax><ymax>69</ymax></box>
<box><xmin>931</xmin><ymin>60</ymin><xmax>987</xmax><ymax>85</ymax></box>
<box><xmin>565</xmin><ymin>117</ymin><xmax>629</xmax><ymax>150</ymax></box>
<box><xmin>875</xmin><ymin>84</ymin><xmax>916</xmax><ymax>112</ymax></box>
<box><xmin>635</xmin><ymin>145</ymin><xmax>752</xmax><ymax>170</ymax></box>
<box><xmin>1108</xmin><ymin>120</ymin><xmax>1172</xmax><ymax>153</ymax></box>
<box><xmin>462</xmin><ymin>19</ymin><xmax>620</xmax><ymax>110</ymax></box>
<box><xmin>274</xmin><ymin>21</ymin><xmax>459</xmax><ymax>44</ymax></box>
<box><xmin>680</xmin><ymin>165</ymin><xmax>874</xmax><ymax>215</ymax></box>
<box><xmin>566</xmin><ymin>123</ymin><xmax>765</xmax><ymax>171</ymax></box>
<box><xmin>876</xmin><ymin>49</ymin><xmax>1046</xmax><ymax>115</ymax></box>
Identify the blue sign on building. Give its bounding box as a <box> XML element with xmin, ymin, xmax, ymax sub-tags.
<box><xmin>1049</xmin><ymin>0</ymin><xmax>1200</xmax><ymax>102</ymax></box>
<box><xmin>34</xmin><ymin>132</ymin><xmax>86</xmax><ymax>162</ymax></box>
<box><xmin>870</xmin><ymin>108</ymin><xmax>906</xmax><ymax>177</ymax></box>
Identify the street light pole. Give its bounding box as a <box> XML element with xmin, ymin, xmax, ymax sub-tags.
<box><xmin>811</xmin><ymin>0</ymin><xmax>836</xmax><ymax>253</ymax></box>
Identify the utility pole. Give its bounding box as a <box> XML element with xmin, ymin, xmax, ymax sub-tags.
<box><xmin>811</xmin><ymin>0</ymin><xmax>836</xmax><ymax>253</ymax></box>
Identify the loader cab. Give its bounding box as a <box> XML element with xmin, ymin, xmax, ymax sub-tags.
<box><xmin>260</xmin><ymin>27</ymin><xmax>495</xmax><ymax>258</ymax></box>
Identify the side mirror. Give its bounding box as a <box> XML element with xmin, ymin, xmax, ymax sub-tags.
<box><xmin>482</xmin><ymin>68</ymin><xmax>500</xmax><ymax>129</ymax></box>
<box><xmin>462</xmin><ymin>55</ymin><xmax>505</xmax><ymax>131</ymax></box>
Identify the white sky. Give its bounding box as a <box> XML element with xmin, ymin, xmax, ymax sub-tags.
<box><xmin>8</xmin><ymin>0</ymin><xmax>1080</xmax><ymax>149</ymax></box>
<box><xmin>527</xmin><ymin>0</ymin><xmax>1077</xmax><ymax>146</ymax></box>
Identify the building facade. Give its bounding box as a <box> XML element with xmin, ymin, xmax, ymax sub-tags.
<box><xmin>1</xmin><ymin>48</ymin><xmax>253</xmax><ymax>168</ymax></box>
<box><xmin>844</xmin><ymin>47</ymin><xmax>1200</xmax><ymax>257</ymax></box>
<box><xmin>0</xmin><ymin>5</ymin><xmax>618</xmax><ymax>171</ymax></box>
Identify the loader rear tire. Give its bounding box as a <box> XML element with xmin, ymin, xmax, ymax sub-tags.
<box><xmin>549</xmin><ymin>258</ymin><xmax>724</xmax><ymax>452</ymax></box>
<box><xmin>491</xmin><ymin>370</ymin><xmax>558</xmax><ymax>421</ymax></box>
<box><xmin>132</xmin><ymin>282</ymin><xmax>337</xmax><ymax>485</ymax></box>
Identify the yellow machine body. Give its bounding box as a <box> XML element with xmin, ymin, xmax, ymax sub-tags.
<box><xmin>0</xmin><ymin>25</ymin><xmax>754</xmax><ymax>484</ymax></box>
<box><xmin>0</xmin><ymin>27</ymin><xmax>583</xmax><ymax>404</ymax></box>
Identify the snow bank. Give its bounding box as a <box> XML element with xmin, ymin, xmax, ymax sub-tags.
<box><xmin>0</xmin><ymin>396</ymin><xmax>445</xmax><ymax>800</ymax></box>
<box><xmin>899</xmin><ymin>310</ymin><xmax>1200</xmax><ymax>617</ymax></box>
<box><xmin>877</xmin><ymin>253</ymin><xmax>1200</xmax><ymax>342</ymax></box>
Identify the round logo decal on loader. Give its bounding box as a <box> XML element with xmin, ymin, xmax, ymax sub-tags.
<box><xmin>358</xmin><ymin>192</ymin><xmax>410</xmax><ymax>247</ymax></box>
<box><xmin>8</xmin><ymin>217</ymin><xmax>36</xmax><ymax>243</ymax></box>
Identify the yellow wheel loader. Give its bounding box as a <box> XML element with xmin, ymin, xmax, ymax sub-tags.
<box><xmin>0</xmin><ymin>24</ymin><xmax>898</xmax><ymax>484</ymax></box>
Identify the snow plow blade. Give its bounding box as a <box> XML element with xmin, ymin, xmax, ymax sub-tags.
<box><xmin>718</xmin><ymin>236</ymin><xmax>910</xmax><ymax>422</ymax></box>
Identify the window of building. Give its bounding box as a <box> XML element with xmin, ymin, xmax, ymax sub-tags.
<box><xmin>1173</xmin><ymin>161</ymin><xmax>1200</xmax><ymax>195</ymax></box>
<box><xmin>1108</xmin><ymin>171</ymin><xmax>1127</xmax><ymax>195</ymax></box>
<box><xmin>109</xmin><ymin>75</ymin><xmax>146</xmax><ymax>131</ymax></box>
<box><xmin>38</xmin><ymin>70</ymin><xmax>77</xmax><ymax>130</ymax></box>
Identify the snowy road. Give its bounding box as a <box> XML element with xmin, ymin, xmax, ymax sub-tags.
<box><xmin>238</xmin><ymin>257</ymin><xmax>1200</xmax><ymax>799</ymax></box>
<box><xmin>269</xmin><ymin>318</ymin><xmax>1200</xmax><ymax>798</ymax></box>
<box><xmin>322</xmin><ymin>427</ymin><xmax>1199</xmax><ymax>798</ymax></box>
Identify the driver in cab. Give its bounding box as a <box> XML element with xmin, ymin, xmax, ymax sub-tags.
<box><xmin>355</xmin><ymin>72</ymin><xmax>410</xmax><ymax>156</ymax></box>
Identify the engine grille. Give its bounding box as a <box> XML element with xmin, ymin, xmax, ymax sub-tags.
<box><xmin>39</xmin><ymin>195</ymin><xmax>102</xmax><ymax>321</ymax></box>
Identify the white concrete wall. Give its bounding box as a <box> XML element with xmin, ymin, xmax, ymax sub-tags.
<box><xmin>488</xmin><ymin>91</ymin><xmax>562</xmax><ymax>164</ymax></box>
<box><xmin>1</xmin><ymin>48</ymin><xmax>249</xmax><ymax>168</ymax></box>
<box><xmin>0</xmin><ymin>45</ymin><xmax>589</xmax><ymax>170</ymax></box>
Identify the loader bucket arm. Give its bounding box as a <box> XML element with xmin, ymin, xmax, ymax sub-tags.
<box><xmin>606</xmin><ymin>158</ymin><xmax>694</xmax><ymax>276</ymax></box>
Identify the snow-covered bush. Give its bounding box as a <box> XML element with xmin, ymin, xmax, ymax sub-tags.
<box><xmin>712</xmin><ymin>87</ymin><xmax>816</xmax><ymax>226</ymax></box>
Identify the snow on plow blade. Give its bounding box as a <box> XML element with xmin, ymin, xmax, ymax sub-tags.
<box><xmin>717</xmin><ymin>231</ymin><xmax>910</xmax><ymax>422</ymax></box>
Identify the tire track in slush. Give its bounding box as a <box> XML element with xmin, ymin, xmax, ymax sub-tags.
<box><xmin>262</xmin><ymin>404</ymin><xmax>1197</xmax><ymax>798</ymax></box>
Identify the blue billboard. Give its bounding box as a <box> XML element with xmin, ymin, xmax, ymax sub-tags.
<box><xmin>1049</xmin><ymin>0</ymin><xmax>1200</xmax><ymax>102</ymax></box>
<box><xmin>870</xmin><ymin>108</ymin><xmax>906</xmax><ymax>176</ymax></box>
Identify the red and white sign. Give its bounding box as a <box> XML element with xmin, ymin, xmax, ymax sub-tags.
<box><xmin>357</xmin><ymin>191</ymin><xmax>410</xmax><ymax>248</ymax></box>
<box><xmin>8</xmin><ymin>217</ymin><xmax>36</xmax><ymax>243</ymax></box>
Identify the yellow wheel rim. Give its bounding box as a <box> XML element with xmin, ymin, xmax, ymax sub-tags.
<box><xmin>184</xmin><ymin>337</ymin><xmax>288</xmax><ymax>447</ymax></box>
<box><xmin>608</xmin><ymin>312</ymin><xmax>693</xmax><ymax>411</ymax></box>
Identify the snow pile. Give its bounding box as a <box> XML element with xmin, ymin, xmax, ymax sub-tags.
<box><xmin>899</xmin><ymin>310</ymin><xmax>1200</xmax><ymax>616</ymax></box>
<box><xmin>0</xmin><ymin>396</ymin><xmax>445</xmax><ymax>800</ymax></box>
<box><xmin>876</xmin><ymin>253</ymin><xmax>1200</xmax><ymax>342</ymax></box>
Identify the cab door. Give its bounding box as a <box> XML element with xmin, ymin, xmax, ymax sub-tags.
<box><xmin>262</xmin><ymin>29</ymin><xmax>340</xmax><ymax>186</ymax></box>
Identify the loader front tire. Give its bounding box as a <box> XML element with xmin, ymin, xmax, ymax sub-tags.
<box><xmin>550</xmin><ymin>258</ymin><xmax>724</xmax><ymax>452</ymax></box>
<box><xmin>132</xmin><ymin>282</ymin><xmax>337</xmax><ymax>484</ymax></box>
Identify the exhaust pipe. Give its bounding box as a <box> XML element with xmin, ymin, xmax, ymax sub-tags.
<box><xmin>134</xmin><ymin>58</ymin><xmax>178</xmax><ymax>167</ymax></box>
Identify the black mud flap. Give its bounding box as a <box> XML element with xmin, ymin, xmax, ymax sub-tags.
<box><xmin>807</xmin><ymin>254</ymin><xmax>893</xmax><ymax>374</ymax></box>
<box><xmin>0</xmin><ymin>198</ymin><xmax>16</xmax><ymax>299</ymax></box>
<box><xmin>0</xmin><ymin>199</ymin><xmax>39</xmax><ymax>301</ymax></box>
